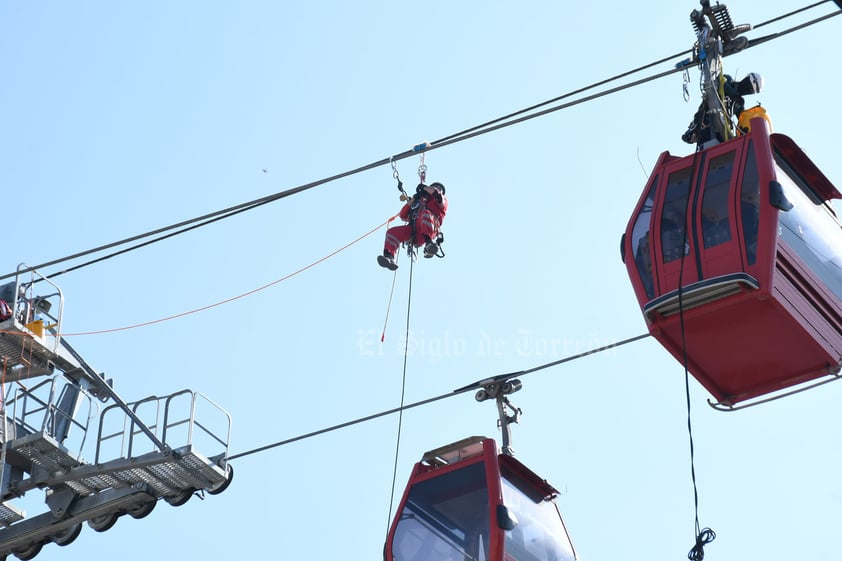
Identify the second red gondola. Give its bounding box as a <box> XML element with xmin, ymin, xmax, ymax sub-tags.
<box><xmin>385</xmin><ymin>436</ymin><xmax>577</xmax><ymax>561</ymax></box>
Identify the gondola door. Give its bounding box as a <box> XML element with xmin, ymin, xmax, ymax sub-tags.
<box><xmin>649</xmin><ymin>138</ymin><xmax>756</xmax><ymax>298</ymax></box>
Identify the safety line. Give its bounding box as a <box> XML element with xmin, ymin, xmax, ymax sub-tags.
<box><xmin>58</xmin><ymin>217</ymin><xmax>394</xmax><ymax>337</ymax></box>
<box><xmin>227</xmin><ymin>332</ymin><xmax>650</xmax><ymax>461</ymax></box>
<box><xmin>384</xmin><ymin>256</ymin><xmax>415</xmax><ymax>540</ymax></box>
<box><xmin>2</xmin><ymin>3</ymin><xmax>834</xmax><ymax>284</ymax></box>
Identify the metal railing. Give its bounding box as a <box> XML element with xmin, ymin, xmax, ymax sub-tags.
<box><xmin>95</xmin><ymin>389</ymin><xmax>231</xmax><ymax>465</ymax></box>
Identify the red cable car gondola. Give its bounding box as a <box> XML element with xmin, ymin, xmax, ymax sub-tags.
<box><xmin>384</xmin><ymin>436</ymin><xmax>577</xmax><ymax>561</ymax></box>
<box><xmin>621</xmin><ymin>117</ymin><xmax>842</xmax><ymax>406</ymax></box>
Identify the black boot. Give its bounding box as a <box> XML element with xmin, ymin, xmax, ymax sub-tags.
<box><xmin>377</xmin><ymin>251</ymin><xmax>398</xmax><ymax>270</ymax></box>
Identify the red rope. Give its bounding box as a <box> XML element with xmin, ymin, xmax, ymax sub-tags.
<box><xmin>61</xmin><ymin>217</ymin><xmax>397</xmax><ymax>337</ymax></box>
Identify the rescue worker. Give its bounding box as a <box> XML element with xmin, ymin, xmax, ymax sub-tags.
<box><xmin>377</xmin><ymin>182</ymin><xmax>447</xmax><ymax>271</ymax></box>
<box><xmin>682</xmin><ymin>72</ymin><xmax>764</xmax><ymax>148</ymax></box>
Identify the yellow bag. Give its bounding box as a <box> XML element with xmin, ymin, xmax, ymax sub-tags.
<box><xmin>738</xmin><ymin>105</ymin><xmax>772</xmax><ymax>134</ymax></box>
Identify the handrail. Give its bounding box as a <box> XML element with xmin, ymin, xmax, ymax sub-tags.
<box><xmin>97</xmin><ymin>389</ymin><xmax>231</xmax><ymax>464</ymax></box>
<box><xmin>14</xmin><ymin>263</ymin><xmax>64</xmax><ymax>354</ymax></box>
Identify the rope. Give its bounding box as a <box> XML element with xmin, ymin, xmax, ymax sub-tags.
<box><xmin>385</xmin><ymin>255</ymin><xmax>415</xmax><ymax>540</ymax></box>
<box><xmin>676</xmin><ymin>151</ymin><xmax>716</xmax><ymax>559</ymax></box>
<box><xmin>380</xmin><ymin>215</ymin><xmax>402</xmax><ymax>343</ymax></box>
<box><xmin>227</xmin><ymin>332</ymin><xmax>650</xmax><ymax>461</ymax></box>
<box><xmin>688</xmin><ymin>528</ymin><xmax>717</xmax><ymax>561</ymax></box>
<box><xmin>3</xmin><ymin>4</ymin><xmax>834</xmax><ymax>284</ymax></box>
<box><xmin>380</xmin><ymin>261</ymin><xmax>400</xmax><ymax>343</ymax></box>
<box><xmin>59</xmin><ymin>217</ymin><xmax>394</xmax><ymax>337</ymax></box>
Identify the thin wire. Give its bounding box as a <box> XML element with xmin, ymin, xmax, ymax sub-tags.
<box><xmin>227</xmin><ymin>332</ymin><xmax>650</xmax><ymax>461</ymax></box>
<box><xmin>3</xmin><ymin>3</ymin><xmax>833</xmax><ymax>284</ymax></box>
<box><xmin>385</xmin><ymin>255</ymin><xmax>414</xmax><ymax>539</ymax></box>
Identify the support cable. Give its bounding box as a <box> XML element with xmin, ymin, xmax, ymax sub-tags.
<box><xmin>227</xmin><ymin>332</ymin><xmax>650</xmax><ymax>461</ymax></box>
<box><xmin>752</xmin><ymin>0</ymin><xmax>835</xmax><ymax>29</ymax></box>
<box><xmin>2</xmin><ymin>3</ymin><xmax>834</xmax><ymax>283</ymax></box>
<box><xmin>745</xmin><ymin>8</ymin><xmax>840</xmax><ymax>49</ymax></box>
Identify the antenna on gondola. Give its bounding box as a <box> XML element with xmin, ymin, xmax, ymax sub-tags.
<box><xmin>475</xmin><ymin>377</ymin><xmax>523</xmax><ymax>457</ymax></box>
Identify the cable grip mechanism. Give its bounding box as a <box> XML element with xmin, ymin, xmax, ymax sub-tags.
<box><xmin>475</xmin><ymin>378</ymin><xmax>522</xmax><ymax>457</ymax></box>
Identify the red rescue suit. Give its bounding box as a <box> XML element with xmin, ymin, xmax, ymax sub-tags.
<box><xmin>384</xmin><ymin>185</ymin><xmax>447</xmax><ymax>257</ymax></box>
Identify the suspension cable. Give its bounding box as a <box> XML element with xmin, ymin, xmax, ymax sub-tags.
<box><xmin>3</xmin><ymin>3</ymin><xmax>835</xmax><ymax>283</ymax></box>
<box><xmin>228</xmin><ymin>332</ymin><xmax>650</xmax><ymax>461</ymax></box>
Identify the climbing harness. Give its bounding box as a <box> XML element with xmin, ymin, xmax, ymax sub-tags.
<box><xmin>414</xmin><ymin>144</ymin><xmax>445</xmax><ymax>260</ymax></box>
<box><xmin>384</xmin><ymin>143</ymin><xmax>446</xmax><ymax>266</ymax></box>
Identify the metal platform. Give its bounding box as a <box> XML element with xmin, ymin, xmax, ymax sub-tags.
<box><xmin>0</xmin><ymin>268</ymin><xmax>233</xmax><ymax>560</ymax></box>
<box><xmin>0</xmin><ymin>385</ymin><xmax>232</xmax><ymax>560</ymax></box>
<box><xmin>0</xmin><ymin>319</ymin><xmax>57</xmax><ymax>382</ymax></box>
<box><xmin>0</xmin><ymin>503</ymin><xmax>24</xmax><ymax>528</ymax></box>
<box><xmin>62</xmin><ymin>446</ymin><xmax>229</xmax><ymax>498</ymax></box>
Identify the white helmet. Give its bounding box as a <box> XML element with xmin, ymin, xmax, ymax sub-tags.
<box><xmin>740</xmin><ymin>72</ymin><xmax>764</xmax><ymax>95</ymax></box>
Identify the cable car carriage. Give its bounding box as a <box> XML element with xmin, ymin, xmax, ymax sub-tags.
<box><xmin>385</xmin><ymin>436</ymin><xmax>576</xmax><ymax>561</ymax></box>
<box><xmin>385</xmin><ymin>378</ymin><xmax>577</xmax><ymax>561</ymax></box>
<box><xmin>621</xmin><ymin>117</ymin><xmax>842</xmax><ymax>407</ymax></box>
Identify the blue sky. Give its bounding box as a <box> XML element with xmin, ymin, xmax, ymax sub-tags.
<box><xmin>2</xmin><ymin>2</ymin><xmax>841</xmax><ymax>560</ymax></box>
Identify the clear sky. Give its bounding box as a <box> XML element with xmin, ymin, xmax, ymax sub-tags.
<box><xmin>2</xmin><ymin>1</ymin><xmax>841</xmax><ymax>560</ymax></box>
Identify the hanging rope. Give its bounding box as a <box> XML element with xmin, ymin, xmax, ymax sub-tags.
<box><xmin>385</xmin><ymin>255</ymin><xmax>415</xmax><ymax>538</ymax></box>
<box><xmin>59</xmin><ymin>217</ymin><xmax>393</xmax><ymax>337</ymax></box>
<box><xmin>380</xmin><ymin>250</ymin><xmax>400</xmax><ymax>343</ymax></box>
<box><xmin>688</xmin><ymin>528</ymin><xmax>717</xmax><ymax>561</ymax></box>
<box><xmin>676</xmin><ymin>150</ymin><xmax>716</xmax><ymax>560</ymax></box>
